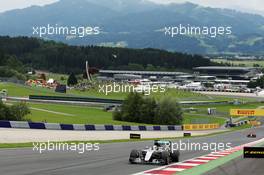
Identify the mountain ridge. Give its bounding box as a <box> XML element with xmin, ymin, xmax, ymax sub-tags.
<box><xmin>0</xmin><ymin>0</ymin><xmax>263</xmax><ymax>55</ymax></box>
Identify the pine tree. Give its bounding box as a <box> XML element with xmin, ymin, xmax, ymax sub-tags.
<box><xmin>67</xmin><ymin>73</ymin><xmax>78</xmax><ymax>86</ymax></box>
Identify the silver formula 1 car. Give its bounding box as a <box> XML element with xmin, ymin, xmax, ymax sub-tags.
<box><xmin>129</xmin><ymin>140</ymin><xmax>179</xmax><ymax>165</ymax></box>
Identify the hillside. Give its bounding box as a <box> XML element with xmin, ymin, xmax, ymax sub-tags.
<box><xmin>0</xmin><ymin>0</ymin><xmax>264</xmax><ymax>54</ymax></box>
<box><xmin>0</xmin><ymin>36</ymin><xmax>214</xmax><ymax>75</ymax></box>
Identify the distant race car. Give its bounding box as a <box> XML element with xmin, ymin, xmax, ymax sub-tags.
<box><xmin>247</xmin><ymin>133</ymin><xmax>256</xmax><ymax>138</ymax></box>
<box><xmin>129</xmin><ymin>140</ymin><xmax>179</xmax><ymax>165</ymax></box>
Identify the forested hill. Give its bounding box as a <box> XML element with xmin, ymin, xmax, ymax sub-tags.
<box><xmin>0</xmin><ymin>36</ymin><xmax>214</xmax><ymax>74</ymax></box>
<box><xmin>0</xmin><ymin>0</ymin><xmax>264</xmax><ymax>54</ymax></box>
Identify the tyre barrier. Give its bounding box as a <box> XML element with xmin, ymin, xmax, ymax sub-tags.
<box><xmin>0</xmin><ymin>120</ymin><xmax>182</xmax><ymax>131</ymax></box>
<box><xmin>233</xmin><ymin>120</ymin><xmax>250</xmax><ymax>127</ymax></box>
<box><xmin>227</xmin><ymin>120</ymin><xmax>250</xmax><ymax>128</ymax></box>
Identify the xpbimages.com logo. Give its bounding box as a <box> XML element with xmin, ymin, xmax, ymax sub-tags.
<box><xmin>98</xmin><ymin>82</ymin><xmax>166</xmax><ymax>95</ymax></box>
<box><xmin>32</xmin><ymin>141</ymin><xmax>100</xmax><ymax>154</ymax></box>
<box><xmin>148</xmin><ymin>140</ymin><xmax>232</xmax><ymax>153</ymax></box>
<box><xmin>32</xmin><ymin>24</ymin><xmax>100</xmax><ymax>38</ymax></box>
<box><xmin>164</xmin><ymin>24</ymin><xmax>232</xmax><ymax>38</ymax></box>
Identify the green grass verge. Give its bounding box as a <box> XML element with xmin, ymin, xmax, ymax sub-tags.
<box><xmin>0</xmin><ymin>82</ymin><xmax>58</xmax><ymax>97</ymax></box>
<box><xmin>185</xmin><ymin>102</ymin><xmax>264</xmax><ymax>121</ymax></box>
<box><xmin>195</xmin><ymin>102</ymin><xmax>264</xmax><ymax>113</ymax></box>
<box><xmin>2</xmin><ymin>98</ymin><xmax>231</xmax><ymax>125</ymax></box>
<box><xmin>178</xmin><ymin>149</ymin><xmax>244</xmax><ymax>175</ymax></box>
<box><xmin>2</xmin><ymin>82</ymin><xmax>262</xmax><ymax>126</ymax></box>
<box><xmin>25</xmin><ymin>102</ymin><xmax>148</xmax><ymax>125</ymax></box>
<box><xmin>24</xmin><ymin>102</ymin><xmax>227</xmax><ymax>125</ymax></box>
<box><xmin>183</xmin><ymin>102</ymin><xmax>264</xmax><ymax>126</ymax></box>
<box><xmin>183</xmin><ymin>113</ymin><xmax>226</xmax><ymax>125</ymax></box>
<box><xmin>69</xmin><ymin>88</ymin><xmax>213</xmax><ymax>101</ymax></box>
<box><xmin>0</xmin><ymin>82</ymin><xmax>236</xmax><ymax>102</ymax></box>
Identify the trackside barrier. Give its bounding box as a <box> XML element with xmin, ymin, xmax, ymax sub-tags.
<box><xmin>0</xmin><ymin>120</ymin><xmax>182</xmax><ymax>131</ymax></box>
<box><xmin>232</xmin><ymin>120</ymin><xmax>250</xmax><ymax>127</ymax></box>
<box><xmin>29</xmin><ymin>95</ymin><xmax>123</xmax><ymax>104</ymax></box>
<box><xmin>183</xmin><ymin>123</ymin><xmax>219</xmax><ymax>130</ymax></box>
<box><xmin>27</xmin><ymin>95</ymin><xmax>229</xmax><ymax>106</ymax></box>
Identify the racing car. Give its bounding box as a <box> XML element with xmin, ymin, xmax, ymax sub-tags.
<box><xmin>129</xmin><ymin>140</ymin><xmax>179</xmax><ymax>165</ymax></box>
<box><xmin>247</xmin><ymin>132</ymin><xmax>256</xmax><ymax>138</ymax></box>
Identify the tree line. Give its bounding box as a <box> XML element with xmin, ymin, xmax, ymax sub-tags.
<box><xmin>113</xmin><ymin>92</ymin><xmax>183</xmax><ymax>125</ymax></box>
<box><xmin>0</xmin><ymin>102</ymin><xmax>30</xmax><ymax>121</ymax></box>
<box><xmin>0</xmin><ymin>51</ymin><xmax>27</xmax><ymax>80</ymax></box>
<box><xmin>0</xmin><ymin>36</ymin><xmax>217</xmax><ymax>75</ymax></box>
<box><xmin>248</xmin><ymin>76</ymin><xmax>264</xmax><ymax>88</ymax></box>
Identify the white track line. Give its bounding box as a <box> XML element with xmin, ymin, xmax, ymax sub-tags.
<box><xmin>164</xmin><ymin>168</ymin><xmax>185</xmax><ymax>171</ymax></box>
<box><xmin>189</xmin><ymin>159</ymin><xmax>210</xmax><ymax>162</ymax></box>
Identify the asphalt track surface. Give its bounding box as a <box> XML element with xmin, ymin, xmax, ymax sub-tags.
<box><xmin>0</xmin><ymin>127</ymin><xmax>264</xmax><ymax>175</ymax></box>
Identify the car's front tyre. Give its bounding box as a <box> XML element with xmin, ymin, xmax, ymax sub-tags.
<box><xmin>129</xmin><ymin>150</ymin><xmax>139</xmax><ymax>164</ymax></box>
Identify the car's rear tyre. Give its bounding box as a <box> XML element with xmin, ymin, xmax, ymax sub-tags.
<box><xmin>171</xmin><ymin>150</ymin><xmax>180</xmax><ymax>162</ymax></box>
<box><xmin>129</xmin><ymin>150</ymin><xmax>139</xmax><ymax>164</ymax></box>
<box><xmin>161</xmin><ymin>151</ymin><xmax>171</xmax><ymax>165</ymax></box>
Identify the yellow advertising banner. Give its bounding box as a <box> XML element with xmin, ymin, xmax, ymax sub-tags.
<box><xmin>230</xmin><ymin>109</ymin><xmax>264</xmax><ymax>116</ymax></box>
<box><xmin>183</xmin><ymin>123</ymin><xmax>219</xmax><ymax>131</ymax></box>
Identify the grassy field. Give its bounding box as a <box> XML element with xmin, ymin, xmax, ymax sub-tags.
<box><xmin>194</xmin><ymin>102</ymin><xmax>264</xmax><ymax>113</ymax></box>
<box><xmin>212</xmin><ymin>59</ymin><xmax>264</xmax><ymax>67</ymax></box>
<box><xmin>183</xmin><ymin>102</ymin><xmax>264</xmax><ymax>124</ymax></box>
<box><xmin>69</xmin><ymin>87</ymin><xmax>212</xmax><ymax>101</ymax></box>
<box><xmin>2</xmin><ymin>82</ymin><xmax>262</xmax><ymax>126</ymax></box>
<box><xmin>0</xmin><ymin>82</ymin><xmax>227</xmax><ymax>101</ymax></box>
<box><xmin>0</xmin><ymin>82</ymin><xmax>58</xmax><ymax>97</ymax></box>
<box><xmin>19</xmin><ymin>102</ymin><xmax>227</xmax><ymax>125</ymax></box>
<box><xmin>183</xmin><ymin>114</ymin><xmax>226</xmax><ymax>125</ymax></box>
<box><xmin>26</xmin><ymin>102</ymin><xmax>142</xmax><ymax>125</ymax></box>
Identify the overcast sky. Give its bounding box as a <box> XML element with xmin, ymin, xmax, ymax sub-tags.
<box><xmin>0</xmin><ymin>0</ymin><xmax>263</xmax><ymax>15</ymax></box>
